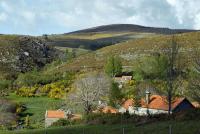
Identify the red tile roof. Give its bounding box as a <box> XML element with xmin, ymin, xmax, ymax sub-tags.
<box><xmin>122</xmin><ymin>95</ymin><xmax>186</xmax><ymax>111</ymax></box>
<box><xmin>102</xmin><ymin>106</ymin><xmax>118</xmax><ymax>114</ymax></box>
<box><xmin>46</xmin><ymin>110</ymin><xmax>65</xmax><ymax>118</ymax></box>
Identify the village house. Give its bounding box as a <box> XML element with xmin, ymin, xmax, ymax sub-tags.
<box><xmin>45</xmin><ymin>110</ymin><xmax>82</xmax><ymax>127</ymax></box>
<box><xmin>93</xmin><ymin>101</ymin><xmax>118</xmax><ymax>114</ymax></box>
<box><xmin>45</xmin><ymin>110</ymin><xmax>66</xmax><ymax>127</ymax></box>
<box><xmin>114</xmin><ymin>72</ymin><xmax>133</xmax><ymax>88</ymax></box>
<box><xmin>119</xmin><ymin>91</ymin><xmax>195</xmax><ymax>115</ymax></box>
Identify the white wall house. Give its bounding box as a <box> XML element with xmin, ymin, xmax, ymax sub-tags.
<box><xmin>119</xmin><ymin>92</ymin><xmax>194</xmax><ymax>116</ymax></box>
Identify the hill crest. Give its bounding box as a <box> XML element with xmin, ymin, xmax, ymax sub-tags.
<box><xmin>66</xmin><ymin>24</ymin><xmax>197</xmax><ymax>35</ymax></box>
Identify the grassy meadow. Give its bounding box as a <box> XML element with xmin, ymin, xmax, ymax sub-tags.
<box><xmin>1</xmin><ymin>120</ymin><xmax>199</xmax><ymax>134</ymax></box>
<box><xmin>5</xmin><ymin>94</ymin><xmax>63</xmax><ymax>128</ymax></box>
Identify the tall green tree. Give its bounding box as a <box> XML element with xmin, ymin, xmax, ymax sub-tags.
<box><xmin>134</xmin><ymin>54</ymin><xmax>168</xmax><ymax>80</ymax></box>
<box><xmin>104</xmin><ymin>56</ymin><xmax>122</xmax><ymax>77</ymax></box>
<box><xmin>134</xmin><ymin>36</ymin><xmax>181</xmax><ymax>115</ymax></box>
<box><xmin>109</xmin><ymin>82</ymin><xmax>123</xmax><ymax>107</ymax></box>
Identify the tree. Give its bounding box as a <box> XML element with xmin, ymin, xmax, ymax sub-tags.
<box><xmin>134</xmin><ymin>54</ymin><xmax>168</xmax><ymax>80</ymax></box>
<box><xmin>109</xmin><ymin>82</ymin><xmax>123</xmax><ymax>107</ymax></box>
<box><xmin>104</xmin><ymin>56</ymin><xmax>122</xmax><ymax>77</ymax></box>
<box><xmin>70</xmin><ymin>73</ymin><xmax>111</xmax><ymax>115</ymax></box>
<box><xmin>165</xmin><ymin>36</ymin><xmax>180</xmax><ymax>115</ymax></box>
<box><xmin>134</xmin><ymin>36</ymin><xmax>181</xmax><ymax>115</ymax></box>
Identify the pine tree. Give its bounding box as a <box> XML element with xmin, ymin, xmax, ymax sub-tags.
<box><xmin>109</xmin><ymin>82</ymin><xmax>123</xmax><ymax>107</ymax></box>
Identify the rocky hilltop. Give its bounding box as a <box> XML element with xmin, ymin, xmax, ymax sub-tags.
<box><xmin>0</xmin><ymin>35</ymin><xmax>61</xmax><ymax>79</ymax></box>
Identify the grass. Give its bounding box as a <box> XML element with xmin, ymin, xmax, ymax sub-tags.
<box><xmin>1</xmin><ymin>120</ymin><xmax>199</xmax><ymax>134</ymax></box>
<box><xmin>6</xmin><ymin>94</ymin><xmax>63</xmax><ymax>128</ymax></box>
<box><xmin>49</xmin><ymin>32</ymin><xmax>134</xmax><ymax>40</ymax></box>
<box><xmin>55</xmin><ymin>47</ymin><xmax>91</xmax><ymax>56</ymax></box>
<box><xmin>47</xmin><ymin>32</ymin><xmax>157</xmax><ymax>50</ymax></box>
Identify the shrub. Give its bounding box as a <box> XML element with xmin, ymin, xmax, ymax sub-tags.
<box><xmin>84</xmin><ymin>113</ymin><xmax>147</xmax><ymax>125</ymax></box>
<box><xmin>16</xmin><ymin>86</ymin><xmax>38</xmax><ymax>97</ymax></box>
<box><xmin>48</xmin><ymin>87</ymin><xmax>65</xmax><ymax>99</ymax></box>
<box><xmin>15</xmin><ymin>70</ymin><xmax>74</xmax><ymax>87</ymax></box>
<box><xmin>0</xmin><ymin>80</ymin><xmax>12</xmax><ymax>97</ymax></box>
<box><xmin>51</xmin><ymin>119</ymin><xmax>72</xmax><ymax>127</ymax></box>
<box><xmin>38</xmin><ymin>84</ymin><xmax>51</xmax><ymax>96</ymax></box>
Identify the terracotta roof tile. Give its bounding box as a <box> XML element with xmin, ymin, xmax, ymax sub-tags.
<box><xmin>122</xmin><ymin>95</ymin><xmax>186</xmax><ymax>111</ymax></box>
<box><xmin>102</xmin><ymin>106</ymin><xmax>118</xmax><ymax>114</ymax></box>
<box><xmin>46</xmin><ymin>110</ymin><xmax>65</xmax><ymax>118</ymax></box>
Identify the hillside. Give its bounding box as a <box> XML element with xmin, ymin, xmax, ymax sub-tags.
<box><xmin>47</xmin><ymin>24</ymin><xmax>197</xmax><ymax>50</ymax></box>
<box><xmin>0</xmin><ymin>35</ymin><xmax>61</xmax><ymax>79</ymax></box>
<box><xmin>50</xmin><ymin>32</ymin><xmax>200</xmax><ymax>73</ymax></box>
<box><xmin>68</xmin><ymin>24</ymin><xmax>197</xmax><ymax>34</ymax></box>
<box><xmin>47</xmin><ymin>32</ymin><xmax>157</xmax><ymax>50</ymax></box>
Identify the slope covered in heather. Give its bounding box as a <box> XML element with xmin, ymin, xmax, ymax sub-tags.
<box><xmin>52</xmin><ymin>32</ymin><xmax>200</xmax><ymax>73</ymax></box>
<box><xmin>47</xmin><ymin>24</ymin><xmax>197</xmax><ymax>50</ymax></box>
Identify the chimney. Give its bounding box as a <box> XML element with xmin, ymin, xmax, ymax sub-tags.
<box><xmin>145</xmin><ymin>90</ymin><xmax>151</xmax><ymax>105</ymax></box>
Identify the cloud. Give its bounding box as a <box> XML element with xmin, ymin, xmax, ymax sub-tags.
<box><xmin>0</xmin><ymin>13</ymin><xmax>7</xmax><ymax>22</ymax></box>
<box><xmin>0</xmin><ymin>0</ymin><xmax>200</xmax><ymax>35</ymax></box>
<box><xmin>166</xmin><ymin>0</ymin><xmax>200</xmax><ymax>29</ymax></box>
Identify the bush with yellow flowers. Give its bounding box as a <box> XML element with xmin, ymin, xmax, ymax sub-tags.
<box><xmin>48</xmin><ymin>87</ymin><xmax>65</xmax><ymax>99</ymax></box>
<box><xmin>16</xmin><ymin>85</ymin><xmax>38</xmax><ymax>97</ymax></box>
<box><xmin>128</xmin><ymin>80</ymin><xmax>136</xmax><ymax>86</ymax></box>
<box><xmin>15</xmin><ymin>76</ymin><xmax>74</xmax><ymax>99</ymax></box>
<box><xmin>38</xmin><ymin>84</ymin><xmax>51</xmax><ymax>96</ymax></box>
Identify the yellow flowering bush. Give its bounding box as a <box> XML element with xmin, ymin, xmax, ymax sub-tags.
<box><xmin>16</xmin><ymin>77</ymin><xmax>73</xmax><ymax>99</ymax></box>
<box><xmin>128</xmin><ymin>80</ymin><xmax>136</xmax><ymax>86</ymax></box>
<box><xmin>39</xmin><ymin>84</ymin><xmax>51</xmax><ymax>96</ymax></box>
<box><xmin>16</xmin><ymin>86</ymin><xmax>38</xmax><ymax>97</ymax></box>
<box><xmin>48</xmin><ymin>87</ymin><xmax>65</xmax><ymax>99</ymax></box>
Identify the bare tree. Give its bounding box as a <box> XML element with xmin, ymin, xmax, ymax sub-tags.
<box><xmin>70</xmin><ymin>73</ymin><xmax>111</xmax><ymax>115</ymax></box>
<box><xmin>165</xmin><ymin>36</ymin><xmax>180</xmax><ymax>115</ymax></box>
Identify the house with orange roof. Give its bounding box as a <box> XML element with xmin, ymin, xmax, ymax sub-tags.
<box><xmin>45</xmin><ymin>110</ymin><xmax>67</xmax><ymax>127</ymax></box>
<box><xmin>119</xmin><ymin>91</ymin><xmax>195</xmax><ymax>115</ymax></box>
<box><xmin>101</xmin><ymin>106</ymin><xmax>118</xmax><ymax>114</ymax></box>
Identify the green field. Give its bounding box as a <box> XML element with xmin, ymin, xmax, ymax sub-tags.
<box><xmin>1</xmin><ymin>120</ymin><xmax>199</xmax><ymax>134</ymax></box>
<box><xmin>6</xmin><ymin>94</ymin><xmax>63</xmax><ymax>128</ymax></box>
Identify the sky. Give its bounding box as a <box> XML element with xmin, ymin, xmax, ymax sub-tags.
<box><xmin>0</xmin><ymin>0</ymin><xmax>200</xmax><ymax>35</ymax></box>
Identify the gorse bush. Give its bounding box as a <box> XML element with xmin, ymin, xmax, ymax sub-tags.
<box><xmin>16</xmin><ymin>86</ymin><xmax>38</xmax><ymax>97</ymax></box>
<box><xmin>48</xmin><ymin>87</ymin><xmax>65</xmax><ymax>99</ymax></box>
<box><xmin>14</xmin><ymin>70</ymin><xmax>75</xmax><ymax>98</ymax></box>
<box><xmin>16</xmin><ymin>80</ymin><xmax>72</xmax><ymax>98</ymax></box>
<box><xmin>15</xmin><ymin>69</ymin><xmax>74</xmax><ymax>87</ymax></box>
